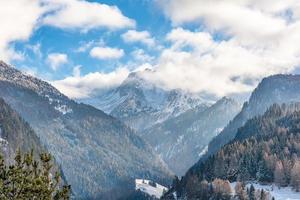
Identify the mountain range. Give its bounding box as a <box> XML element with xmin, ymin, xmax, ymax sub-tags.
<box><xmin>81</xmin><ymin>70</ymin><xmax>211</xmax><ymax>132</ymax></box>
<box><xmin>161</xmin><ymin>74</ymin><xmax>300</xmax><ymax>199</ymax></box>
<box><xmin>81</xmin><ymin>70</ymin><xmax>241</xmax><ymax>176</ymax></box>
<box><xmin>143</xmin><ymin>97</ymin><xmax>240</xmax><ymax>175</ymax></box>
<box><xmin>3</xmin><ymin>58</ymin><xmax>300</xmax><ymax>200</ymax></box>
<box><xmin>0</xmin><ymin>61</ymin><xmax>172</xmax><ymax>199</ymax></box>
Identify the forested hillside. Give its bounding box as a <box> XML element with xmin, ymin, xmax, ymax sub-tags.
<box><xmin>207</xmin><ymin>75</ymin><xmax>300</xmax><ymax>158</ymax></box>
<box><xmin>0</xmin><ymin>61</ymin><xmax>172</xmax><ymax>199</ymax></box>
<box><xmin>164</xmin><ymin>103</ymin><xmax>300</xmax><ymax>199</ymax></box>
<box><xmin>143</xmin><ymin>97</ymin><xmax>240</xmax><ymax>175</ymax></box>
<box><xmin>0</xmin><ymin>98</ymin><xmax>44</xmax><ymax>161</ymax></box>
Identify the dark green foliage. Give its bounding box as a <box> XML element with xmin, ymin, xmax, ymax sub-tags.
<box><xmin>249</xmin><ymin>185</ymin><xmax>256</xmax><ymax>200</ymax></box>
<box><xmin>0</xmin><ymin>150</ymin><xmax>70</xmax><ymax>200</ymax></box>
<box><xmin>189</xmin><ymin>104</ymin><xmax>300</xmax><ymax>184</ymax></box>
<box><xmin>0</xmin><ymin>98</ymin><xmax>44</xmax><ymax>160</ymax></box>
<box><xmin>165</xmin><ymin>103</ymin><xmax>300</xmax><ymax>199</ymax></box>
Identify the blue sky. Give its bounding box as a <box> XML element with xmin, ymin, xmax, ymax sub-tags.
<box><xmin>12</xmin><ymin>0</ymin><xmax>172</xmax><ymax>80</ymax></box>
<box><xmin>3</xmin><ymin>0</ymin><xmax>300</xmax><ymax>99</ymax></box>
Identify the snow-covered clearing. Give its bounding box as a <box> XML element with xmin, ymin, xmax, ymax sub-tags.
<box><xmin>231</xmin><ymin>182</ymin><xmax>300</xmax><ymax>200</ymax></box>
<box><xmin>135</xmin><ymin>179</ymin><xmax>168</xmax><ymax>199</ymax></box>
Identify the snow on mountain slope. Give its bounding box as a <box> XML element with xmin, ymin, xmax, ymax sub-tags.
<box><xmin>248</xmin><ymin>184</ymin><xmax>300</xmax><ymax>200</ymax></box>
<box><xmin>80</xmin><ymin>70</ymin><xmax>241</xmax><ymax>176</ymax></box>
<box><xmin>135</xmin><ymin>179</ymin><xmax>168</xmax><ymax>199</ymax></box>
<box><xmin>231</xmin><ymin>182</ymin><xmax>300</xmax><ymax>200</ymax></box>
<box><xmin>80</xmin><ymin>70</ymin><xmax>211</xmax><ymax>132</ymax></box>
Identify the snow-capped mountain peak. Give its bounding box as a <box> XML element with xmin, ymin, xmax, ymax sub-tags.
<box><xmin>81</xmin><ymin>70</ymin><xmax>211</xmax><ymax>131</ymax></box>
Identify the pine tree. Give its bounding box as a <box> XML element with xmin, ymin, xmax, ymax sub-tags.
<box><xmin>248</xmin><ymin>184</ymin><xmax>255</xmax><ymax>200</ymax></box>
<box><xmin>0</xmin><ymin>150</ymin><xmax>70</xmax><ymax>199</ymax></box>
<box><xmin>256</xmin><ymin>157</ymin><xmax>273</xmax><ymax>183</ymax></box>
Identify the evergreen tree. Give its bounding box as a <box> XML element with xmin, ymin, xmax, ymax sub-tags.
<box><xmin>248</xmin><ymin>185</ymin><xmax>255</xmax><ymax>200</ymax></box>
<box><xmin>257</xmin><ymin>158</ymin><xmax>273</xmax><ymax>183</ymax></box>
<box><xmin>0</xmin><ymin>150</ymin><xmax>70</xmax><ymax>199</ymax></box>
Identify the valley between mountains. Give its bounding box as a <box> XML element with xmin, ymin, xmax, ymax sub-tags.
<box><xmin>1</xmin><ymin>60</ymin><xmax>300</xmax><ymax>200</ymax></box>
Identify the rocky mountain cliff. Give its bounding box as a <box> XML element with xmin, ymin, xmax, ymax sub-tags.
<box><xmin>0</xmin><ymin>61</ymin><xmax>172</xmax><ymax>199</ymax></box>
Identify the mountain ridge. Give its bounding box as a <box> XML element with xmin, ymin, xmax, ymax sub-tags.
<box><xmin>164</xmin><ymin>102</ymin><xmax>300</xmax><ymax>199</ymax></box>
<box><xmin>0</xmin><ymin>61</ymin><xmax>172</xmax><ymax>199</ymax></box>
<box><xmin>206</xmin><ymin>74</ymin><xmax>300</xmax><ymax>158</ymax></box>
<box><xmin>143</xmin><ymin>96</ymin><xmax>241</xmax><ymax>175</ymax></box>
<box><xmin>81</xmin><ymin>70</ymin><xmax>211</xmax><ymax>132</ymax></box>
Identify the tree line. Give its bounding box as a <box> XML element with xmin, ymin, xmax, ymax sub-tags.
<box><xmin>163</xmin><ymin>103</ymin><xmax>300</xmax><ymax>199</ymax></box>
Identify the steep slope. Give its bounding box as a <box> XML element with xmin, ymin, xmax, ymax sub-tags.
<box><xmin>0</xmin><ymin>61</ymin><xmax>172</xmax><ymax>199</ymax></box>
<box><xmin>207</xmin><ymin>74</ymin><xmax>300</xmax><ymax>158</ymax></box>
<box><xmin>165</xmin><ymin>103</ymin><xmax>300</xmax><ymax>199</ymax></box>
<box><xmin>82</xmin><ymin>70</ymin><xmax>210</xmax><ymax>132</ymax></box>
<box><xmin>0</xmin><ymin>98</ymin><xmax>44</xmax><ymax>161</ymax></box>
<box><xmin>143</xmin><ymin>97</ymin><xmax>241</xmax><ymax>175</ymax></box>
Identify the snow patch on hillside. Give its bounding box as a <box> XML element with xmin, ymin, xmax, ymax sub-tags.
<box><xmin>247</xmin><ymin>183</ymin><xmax>300</xmax><ymax>200</ymax></box>
<box><xmin>54</xmin><ymin>104</ymin><xmax>72</xmax><ymax>115</ymax></box>
<box><xmin>198</xmin><ymin>145</ymin><xmax>208</xmax><ymax>157</ymax></box>
<box><xmin>135</xmin><ymin>179</ymin><xmax>168</xmax><ymax>199</ymax></box>
<box><xmin>231</xmin><ymin>182</ymin><xmax>300</xmax><ymax>200</ymax></box>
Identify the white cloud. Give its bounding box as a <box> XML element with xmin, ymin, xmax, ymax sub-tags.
<box><xmin>90</xmin><ymin>46</ymin><xmax>124</xmax><ymax>60</ymax></box>
<box><xmin>0</xmin><ymin>0</ymin><xmax>45</xmax><ymax>62</ymax></box>
<box><xmin>43</xmin><ymin>0</ymin><xmax>135</xmax><ymax>31</ymax></box>
<box><xmin>52</xmin><ymin>67</ymin><xmax>129</xmax><ymax>98</ymax></box>
<box><xmin>75</xmin><ymin>39</ymin><xmax>105</xmax><ymax>53</ymax></box>
<box><xmin>47</xmin><ymin>53</ymin><xmax>68</xmax><ymax>71</ymax></box>
<box><xmin>159</xmin><ymin>0</ymin><xmax>300</xmax><ymax>44</ymax></box>
<box><xmin>140</xmin><ymin>26</ymin><xmax>300</xmax><ymax>96</ymax></box>
<box><xmin>122</xmin><ymin>30</ymin><xmax>155</xmax><ymax>47</ymax></box>
<box><xmin>128</xmin><ymin>0</ymin><xmax>300</xmax><ymax>97</ymax></box>
<box><xmin>130</xmin><ymin>49</ymin><xmax>154</xmax><ymax>63</ymax></box>
<box><xmin>26</xmin><ymin>43</ymin><xmax>43</xmax><ymax>58</ymax></box>
<box><xmin>75</xmin><ymin>41</ymin><xmax>95</xmax><ymax>53</ymax></box>
<box><xmin>0</xmin><ymin>0</ymin><xmax>134</xmax><ymax>62</ymax></box>
<box><xmin>72</xmin><ymin>65</ymin><xmax>81</xmax><ymax>77</ymax></box>
<box><xmin>166</xmin><ymin>28</ymin><xmax>214</xmax><ymax>52</ymax></box>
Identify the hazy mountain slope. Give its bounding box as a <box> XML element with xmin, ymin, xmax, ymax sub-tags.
<box><xmin>143</xmin><ymin>97</ymin><xmax>241</xmax><ymax>175</ymax></box>
<box><xmin>0</xmin><ymin>98</ymin><xmax>44</xmax><ymax>161</ymax></box>
<box><xmin>82</xmin><ymin>71</ymin><xmax>210</xmax><ymax>132</ymax></box>
<box><xmin>164</xmin><ymin>103</ymin><xmax>300</xmax><ymax>199</ymax></box>
<box><xmin>0</xmin><ymin>61</ymin><xmax>172</xmax><ymax>199</ymax></box>
<box><xmin>207</xmin><ymin>74</ymin><xmax>300</xmax><ymax>158</ymax></box>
